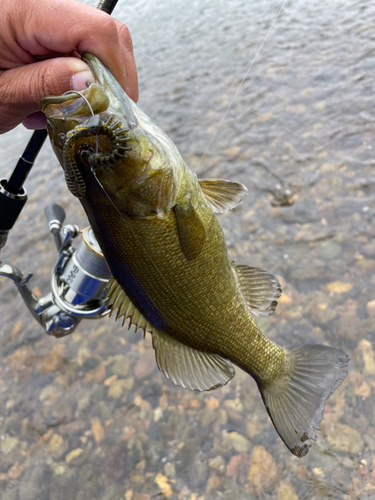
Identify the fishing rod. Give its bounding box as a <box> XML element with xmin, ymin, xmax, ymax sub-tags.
<box><xmin>0</xmin><ymin>0</ymin><xmax>119</xmax><ymax>337</ymax></box>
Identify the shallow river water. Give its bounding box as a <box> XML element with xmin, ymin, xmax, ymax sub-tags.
<box><xmin>1</xmin><ymin>0</ymin><xmax>375</xmax><ymax>498</ymax></box>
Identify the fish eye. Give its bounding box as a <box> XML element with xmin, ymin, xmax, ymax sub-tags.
<box><xmin>77</xmin><ymin>144</ymin><xmax>95</xmax><ymax>166</ymax></box>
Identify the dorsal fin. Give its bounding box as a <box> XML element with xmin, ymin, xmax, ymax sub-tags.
<box><xmin>174</xmin><ymin>197</ymin><xmax>206</xmax><ymax>261</ymax></box>
<box><xmin>152</xmin><ymin>329</ymin><xmax>235</xmax><ymax>391</ymax></box>
<box><xmin>199</xmin><ymin>178</ymin><xmax>248</xmax><ymax>213</ymax></box>
<box><xmin>105</xmin><ymin>277</ymin><xmax>154</xmax><ymax>335</ymax></box>
<box><xmin>232</xmin><ymin>264</ymin><xmax>282</xmax><ymax>317</ymax></box>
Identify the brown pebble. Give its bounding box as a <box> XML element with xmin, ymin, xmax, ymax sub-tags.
<box><xmin>104</xmin><ymin>374</ymin><xmax>118</xmax><ymax>386</ymax></box>
<box><xmin>205</xmin><ymin>397</ymin><xmax>219</xmax><ymax>410</ymax></box>
<box><xmin>134</xmin><ymin>350</ymin><xmax>156</xmax><ymax>380</ymax></box>
<box><xmin>40</xmin><ymin>344</ymin><xmax>65</xmax><ymax>373</ymax></box>
<box><xmin>205</xmin><ymin>473</ymin><xmax>221</xmax><ymax>492</ymax></box>
<box><xmin>226</xmin><ymin>453</ymin><xmax>249</xmax><ymax>484</ymax></box>
<box><xmin>8</xmin><ymin>462</ymin><xmax>25</xmax><ymax>480</ymax></box>
<box><xmin>65</xmin><ymin>448</ymin><xmax>83</xmax><ymax>464</ymax></box>
<box><xmin>155</xmin><ymin>473</ymin><xmax>174</xmax><ymax>497</ymax></box>
<box><xmin>11</xmin><ymin>319</ymin><xmax>23</xmax><ymax>340</ymax></box>
<box><xmin>248</xmin><ymin>446</ymin><xmax>277</xmax><ymax>494</ymax></box>
<box><xmin>321</xmin><ymin>418</ymin><xmax>364</xmax><ymax>453</ymax></box>
<box><xmin>326</xmin><ymin>281</ymin><xmax>352</xmax><ymax>294</ymax></box>
<box><xmin>366</xmin><ymin>299</ymin><xmax>375</xmax><ymax>318</ymax></box>
<box><xmin>91</xmin><ymin>417</ymin><xmax>105</xmax><ymax>443</ymax></box>
<box><xmin>93</xmin><ymin>363</ymin><xmax>106</xmax><ymax>383</ymax></box>
<box><xmin>358</xmin><ymin>339</ymin><xmax>375</xmax><ymax>375</ymax></box>
<box><xmin>277</xmin><ymin>480</ymin><xmax>298</xmax><ymax>500</ymax></box>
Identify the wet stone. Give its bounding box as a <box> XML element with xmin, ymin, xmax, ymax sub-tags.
<box><xmin>319</xmin><ymin>241</ymin><xmax>342</xmax><ymax>259</ymax></box>
<box><xmin>140</xmin><ymin>381</ymin><xmax>162</xmax><ymax>408</ymax></box>
<box><xmin>0</xmin><ymin>434</ymin><xmax>18</xmax><ymax>454</ymax></box>
<box><xmin>306</xmin><ymin>295</ymin><xmax>337</xmax><ymax>324</ymax></box>
<box><xmin>102</xmin><ymin>483</ymin><xmax>126</xmax><ymax>500</ymax></box>
<box><xmin>76</xmin><ymin>464</ymin><xmax>103</xmax><ymax>499</ymax></box>
<box><xmin>222</xmin><ymin>430</ymin><xmax>250</xmax><ymax>453</ymax></box>
<box><xmin>110</xmin><ymin>355</ymin><xmax>130</xmax><ymax>377</ymax></box>
<box><xmin>49</xmin><ymin>469</ymin><xmax>79</xmax><ymax>500</ymax></box>
<box><xmin>18</xmin><ymin>462</ymin><xmax>50</xmax><ymax>500</ymax></box>
<box><xmin>277</xmin><ymin>480</ymin><xmax>299</xmax><ymax>500</ymax></box>
<box><xmin>105</xmin><ymin>441</ymin><xmax>130</xmax><ymax>480</ymax></box>
<box><xmin>93</xmin><ymin>400</ymin><xmax>116</xmax><ymax>421</ymax></box>
<box><xmin>200</xmin><ymin>408</ymin><xmax>216</xmax><ymax>428</ymax></box>
<box><xmin>248</xmin><ymin>446</ymin><xmax>277</xmax><ymax>494</ymax></box>
<box><xmin>134</xmin><ymin>350</ymin><xmax>156</xmax><ymax>380</ymax></box>
<box><xmin>65</xmin><ymin>448</ymin><xmax>84</xmax><ymax>465</ymax></box>
<box><xmin>226</xmin><ymin>453</ymin><xmax>250</xmax><ymax>485</ymax></box>
<box><xmin>366</xmin><ymin>299</ymin><xmax>375</xmax><ymax>318</ymax></box>
<box><xmin>321</xmin><ymin>418</ymin><xmax>364</xmax><ymax>454</ymax></box>
<box><xmin>187</xmin><ymin>455</ymin><xmax>208</xmax><ymax>489</ymax></box>
<box><xmin>208</xmin><ymin>455</ymin><xmax>226</xmax><ymax>475</ymax></box>
<box><xmin>82</xmin><ymin>357</ymin><xmax>101</xmax><ymax>371</ymax></box>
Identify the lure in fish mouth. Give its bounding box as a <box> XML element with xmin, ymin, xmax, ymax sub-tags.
<box><xmin>39</xmin><ymin>54</ymin><xmax>349</xmax><ymax>458</ymax></box>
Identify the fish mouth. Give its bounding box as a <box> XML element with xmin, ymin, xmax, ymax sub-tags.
<box><xmin>39</xmin><ymin>82</ymin><xmax>110</xmax><ymax>120</ymax></box>
<box><xmin>39</xmin><ymin>53</ymin><xmax>137</xmax><ymax>131</ymax></box>
<box><xmin>39</xmin><ymin>53</ymin><xmax>114</xmax><ymax>121</ymax></box>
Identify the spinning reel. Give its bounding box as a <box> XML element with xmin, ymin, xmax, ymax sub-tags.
<box><xmin>0</xmin><ymin>194</ymin><xmax>111</xmax><ymax>337</ymax></box>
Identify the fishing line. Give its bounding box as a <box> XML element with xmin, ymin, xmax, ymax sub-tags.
<box><xmin>197</xmin><ymin>0</ymin><xmax>288</xmax><ymax>169</ymax></box>
<box><xmin>132</xmin><ymin>20</ymin><xmax>264</xmax><ymax>92</ymax></box>
<box><xmin>134</xmin><ymin>6</ymin><xmax>348</xmax><ymax>170</ymax></box>
<box><xmin>62</xmin><ymin>90</ymin><xmax>99</xmax><ymax>153</ymax></box>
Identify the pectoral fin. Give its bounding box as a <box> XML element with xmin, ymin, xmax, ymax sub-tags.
<box><xmin>233</xmin><ymin>264</ymin><xmax>282</xmax><ymax>316</ymax></box>
<box><xmin>174</xmin><ymin>198</ymin><xmax>206</xmax><ymax>261</ymax></box>
<box><xmin>152</xmin><ymin>329</ymin><xmax>235</xmax><ymax>391</ymax></box>
<box><xmin>199</xmin><ymin>178</ymin><xmax>248</xmax><ymax>213</ymax></box>
<box><xmin>105</xmin><ymin>277</ymin><xmax>154</xmax><ymax>335</ymax></box>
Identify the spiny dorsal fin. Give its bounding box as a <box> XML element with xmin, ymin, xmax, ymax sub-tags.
<box><xmin>233</xmin><ymin>264</ymin><xmax>282</xmax><ymax>317</ymax></box>
<box><xmin>105</xmin><ymin>277</ymin><xmax>154</xmax><ymax>334</ymax></box>
<box><xmin>174</xmin><ymin>197</ymin><xmax>206</xmax><ymax>261</ymax></box>
<box><xmin>152</xmin><ymin>329</ymin><xmax>235</xmax><ymax>391</ymax></box>
<box><xmin>199</xmin><ymin>178</ymin><xmax>248</xmax><ymax>213</ymax></box>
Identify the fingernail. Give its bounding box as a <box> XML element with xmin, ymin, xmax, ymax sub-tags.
<box><xmin>71</xmin><ymin>69</ymin><xmax>95</xmax><ymax>91</ymax></box>
<box><xmin>22</xmin><ymin>112</ymin><xmax>47</xmax><ymax>130</ymax></box>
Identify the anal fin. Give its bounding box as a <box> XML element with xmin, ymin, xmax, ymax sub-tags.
<box><xmin>105</xmin><ymin>277</ymin><xmax>154</xmax><ymax>334</ymax></box>
<box><xmin>233</xmin><ymin>264</ymin><xmax>281</xmax><ymax>316</ymax></box>
<box><xmin>152</xmin><ymin>329</ymin><xmax>235</xmax><ymax>391</ymax></box>
<box><xmin>199</xmin><ymin>178</ymin><xmax>248</xmax><ymax>213</ymax></box>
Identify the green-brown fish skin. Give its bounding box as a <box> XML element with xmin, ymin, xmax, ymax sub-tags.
<box><xmin>40</xmin><ymin>53</ymin><xmax>349</xmax><ymax>458</ymax></box>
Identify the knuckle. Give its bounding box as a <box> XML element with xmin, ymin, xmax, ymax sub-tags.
<box><xmin>101</xmin><ymin>15</ymin><xmax>118</xmax><ymax>37</ymax></box>
<box><xmin>118</xmin><ymin>24</ymin><xmax>134</xmax><ymax>53</ymax></box>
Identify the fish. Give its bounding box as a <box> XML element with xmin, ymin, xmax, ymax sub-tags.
<box><xmin>39</xmin><ymin>53</ymin><xmax>349</xmax><ymax>457</ymax></box>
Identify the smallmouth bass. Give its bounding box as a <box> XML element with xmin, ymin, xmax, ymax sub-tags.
<box><xmin>40</xmin><ymin>53</ymin><xmax>349</xmax><ymax>457</ymax></box>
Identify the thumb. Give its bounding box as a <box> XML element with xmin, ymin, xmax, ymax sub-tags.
<box><xmin>0</xmin><ymin>57</ymin><xmax>95</xmax><ymax>134</ymax></box>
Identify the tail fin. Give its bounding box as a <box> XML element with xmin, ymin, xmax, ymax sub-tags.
<box><xmin>259</xmin><ymin>345</ymin><xmax>349</xmax><ymax>458</ymax></box>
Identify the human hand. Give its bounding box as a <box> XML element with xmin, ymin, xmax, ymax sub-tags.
<box><xmin>0</xmin><ymin>0</ymin><xmax>138</xmax><ymax>134</ymax></box>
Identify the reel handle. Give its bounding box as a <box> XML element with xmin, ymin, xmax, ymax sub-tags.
<box><xmin>45</xmin><ymin>203</ymin><xmax>66</xmax><ymax>250</ymax></box>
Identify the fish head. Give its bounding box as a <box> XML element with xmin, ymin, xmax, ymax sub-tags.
<box><xmin>39</xmin><ymin>53</ymin><xmax>138</xmax><ymax>166</ymax></box>
<box><xmin>40</xmin><ymin>54</ymin><xmax>182</xmax><ymax>214</ymax></box>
